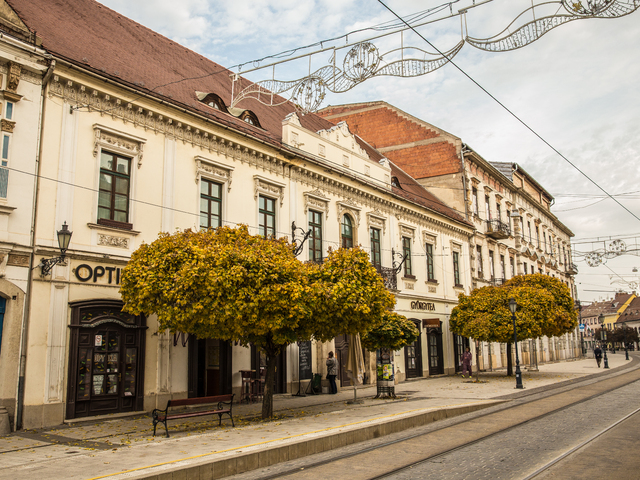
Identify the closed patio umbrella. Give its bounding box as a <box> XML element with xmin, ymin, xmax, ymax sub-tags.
<box><xmin>345</xmin><ymin>333</ymin><xmax>365</xmax><ymax>404</ymax></box>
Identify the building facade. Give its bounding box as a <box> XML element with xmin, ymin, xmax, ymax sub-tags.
<box><xmin>319</xmin><ymin>101</ymin><xmax>579</xmax><ymax>369</ymax></box>
<box><xmin>0</xmin><ymin>0</ymin><xmax>475</xmax><ymax>429</ymax></box>
<box><xmin>0</xmin><ymin>16</ymin><xmax>52</xmax><ymax>431</ymax></box>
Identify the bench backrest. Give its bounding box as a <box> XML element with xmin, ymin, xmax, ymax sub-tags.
<box><xmin>168</xmin><ymin>394</ymin><xmax>234</xmax><ymax>409</ymax></box>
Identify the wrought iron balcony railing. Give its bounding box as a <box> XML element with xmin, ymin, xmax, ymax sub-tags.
<box><xmin>485</xmin><ymin>219</ymin><xmax>510</xmax><ymax>239</ymax></box>
<box><xmin>567</xmin><ymin>263</ymin><xmax>578</xmax><ymax>275</ymax></box>
<box><xmin>375</xmin><ymin>264</ymin><xmax>398</xmax><ymax>291</ymax></box>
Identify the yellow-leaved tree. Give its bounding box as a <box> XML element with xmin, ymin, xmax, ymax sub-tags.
<box><xmin>450</xmin><ymin>274</ymin><xmax>577</xmax><ymax>376</ymax></box>
<box><xmin>120</xmin><ymin>225</ymin><xmax>394</xmax><ymax>418</ymax></box>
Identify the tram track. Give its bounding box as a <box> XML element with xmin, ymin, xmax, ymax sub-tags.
<box><xmin>246</xmin><ymin>360</ymin><xmax>640</xmax><ymax>480</ymax></box>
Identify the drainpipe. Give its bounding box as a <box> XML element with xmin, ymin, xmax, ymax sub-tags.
<box><xmin>459</xmin><ymin>144</ymin><xmax>469</xmax><ymax>221</ymax></box>
<box><xmin>15</xmin><ymin>58</ymin><xmax>55</xmax><ymax>430</ymax></box>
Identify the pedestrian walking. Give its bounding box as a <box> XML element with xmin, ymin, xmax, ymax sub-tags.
<box><xmin>594</xmin><ymin>345</ymin><xmax>603</xmax><ymax>368</ymax></box>
<box><xmin>461</xmin><ymin>347</ymin><xmax>473</xmax><ymax>378</ymax></box>
<box><xmin>326</xmin><ymin>351</ymin><xmax>338</xmax><ymax>394</ymax></box>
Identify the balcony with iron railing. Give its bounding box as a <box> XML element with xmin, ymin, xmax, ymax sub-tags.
<box><xmin>375</xmin><ymin>264</ymin><xmax>398</xmax><ymax>291</ymax></box>
<box><xmin>306</xmin><ymin>257</ymin><xmax>398</xmax><ymax>291</ymax></box>
<box><xmin>485</xmin><ymin>219</ymin><xmax>510</xmax><ymax>240</ymax></box>
<box><xmin>567</xmin><ymin>263</ymin><xmax>578</xmax><ymax>275</ymax></box>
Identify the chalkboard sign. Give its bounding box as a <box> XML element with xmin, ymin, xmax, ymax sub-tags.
<box><xmin>298</xmin><ymin>341</ymin><xmax>312</xmax><ymax>380</ymax></box>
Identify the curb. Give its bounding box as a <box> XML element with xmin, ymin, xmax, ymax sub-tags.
<box><xmin>101</xmin><ymin>402</ymin><xmax>497</xmax><ymax>480</ymax></box>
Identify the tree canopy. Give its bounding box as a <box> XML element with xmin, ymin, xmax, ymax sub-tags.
<box><xmin>120</xmin><ymin>225</ymin><xmax>395</xmax><ymax>418</ymax></box>
<box><xmin>361</xmin><ymin>312</ymin><xmax>420</xmax><ymax>351</ymax></box>
<box><xmin>450</xmin><ymin>274</ymin><xmax>577</xmax><ymax>344</ymax></box>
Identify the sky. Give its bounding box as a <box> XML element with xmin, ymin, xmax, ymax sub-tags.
<box><xmin>99</xmin><ymin>0</ymin><xmax>640</xmax><ymax>303</ymax></box>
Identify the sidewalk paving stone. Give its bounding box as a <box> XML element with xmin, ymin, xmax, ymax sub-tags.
<box><xmin>0</xmin><ymin>353</ymin><xmax>633</xmax><ymax>480</ymax></box>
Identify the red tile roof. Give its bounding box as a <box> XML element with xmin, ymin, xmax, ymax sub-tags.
<box><xmin>5</xmin><ymin>0</ymin><xmax>469</xmax><ymax>227</ymax></box>
<box><xmin>5</xmin><ymin>0</ymin><xmax>332</xmax><ymax>145</ymax></box>
<box><xmin>319</xmin><ymin>102</ymin><xmax>463</xmax><ymax>179</ymax></box>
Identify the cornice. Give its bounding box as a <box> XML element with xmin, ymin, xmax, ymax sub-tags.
<box><xmin>48</xmin><ymin>74</ymin><xmax>287</xmax><ymax>178</ymax></box>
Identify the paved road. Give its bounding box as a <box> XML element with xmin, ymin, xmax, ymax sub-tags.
<box><xmin>385</xmin><ymin>379</ymin><xmax>640</xmax><ymax>479</ymax></box>
<box><xmin>227</xmin><ymin>363</ymin><xmax>640</xmax><ymax>480</ymax></box>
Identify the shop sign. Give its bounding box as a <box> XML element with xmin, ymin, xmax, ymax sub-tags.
<box><xmin>74</xmin><ymin>263</ymin><xmax>123</xmax><ymax>284</ymax></box>
<box><xmin>410</xmin><ymin>301</ymin><xmax>436</xmax><ymax>311</ymax></box>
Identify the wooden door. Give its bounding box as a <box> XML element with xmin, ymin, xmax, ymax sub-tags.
<box><xmin>453</xmin><ymin>334</ymin><xmax>470</xmax><ymax>373</ymax></box>
<box><xmin>334</xmin><ymin>334</ymin><xmax>350</xmax><ymax>387</ymax></box>
<box><xmin>67</xmin><ymin>300</ymin><xmax>145</xmax><ymax>420</ymax></box>
<box><xmin>404</xmin><ymin>321</ymin><xmax>422</xmax><ymax>378</ymax></box>
<box><xmin>427</xmin><ymin>329</ymin><xmax>444</xmax><ymax>375</ymax></box>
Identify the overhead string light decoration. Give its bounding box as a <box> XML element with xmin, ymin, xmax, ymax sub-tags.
<box><xmin>576</xmin><ymin>238</ymin><xmax>640</xmax><ymax>267</ymax></box>
<box><xmin>230</xmin><ymin>0</ymin><xmax>639</xmax><ymax>113</ymax></box>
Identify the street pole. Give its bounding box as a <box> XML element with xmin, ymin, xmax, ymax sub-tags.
<box><xmin>509</xmin><ymin>298</ymin><xmax>524</xmax><ymax>389</ymax></box>
<box><xmin>599</xmin><ymin>313</ymin><xmax>609</xmax><ymax>369</ymax></box>
<box><xmin>624</xmin><ymin>327</ymin><xmax>629</xmax><ymax>361</ymax></box>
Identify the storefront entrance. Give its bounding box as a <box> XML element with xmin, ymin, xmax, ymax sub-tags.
<box><xmin>427</xmin><ymin>328</ymin><xmax>444</xmax><ymax>375</ymax></box>
<box><xmin>453</xmin><ymin>334</ymin><xmax>470</xmax><ymax>373</ymax></box>
<box><xmin>334</xmin><ymin>334</ymin><xmax>351</xmax><ymax>387</ymax></box>
<box><xmin>188</xmin><ymin>338</ymin><xmax>232</xmax><ymax>397</ymax></box>
<box><xmin>66</xmin><ymin>300</ymin><xmax>146</xmax><ymax>420</ymax></box>
<box><xmin>404</xmin><ymin>320</ymin><xmax>423</xmax><ymax>378</ymax></box>
<box><xmin>251</xmin><ymin>346</ymin><xmax>287</xmax><ymax>394</ymax></box>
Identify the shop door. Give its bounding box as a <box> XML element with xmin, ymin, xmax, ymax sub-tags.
<box><xmin>251</xmin><ymin>346</ymin><xmax>287</xmax><ymax>394</ymax></box>
<box><xmin>334</xmin><ymin>334</ymin><xmax>350</xmax><ymax>387</ymax></box>
<box><xmin>404</xmin><ymin>321</ymin><xmax>422</xmax><ymax>378</ymax></box>
<box><xmin>427</xmin><ymin>329</ymin><xmax>444</xmax><ymax>375</ymax></box>
<box><xmin>453</xmin><ymin>335</ymin><xmax>470</xmax><ymax>373</ymax></box>
<box><xmin>188</xmin><ymin>338</ymin><xmax>232</xmax><ymax>398</ymax></box>
<box><xmin>67</xmin><ymin>300</ymin><xmax>146</xmax><ymax>420</ymax></box>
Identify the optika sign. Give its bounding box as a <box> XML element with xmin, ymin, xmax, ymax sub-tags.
<box><xmin>74</xmin><ymin>264</ymin><xmax>122</xmax><ymax>284</ymax></box>
<box><xmin>410</xmin><ymin>301</ymin><xmax>436</xmax><ymax>311</ymax></box>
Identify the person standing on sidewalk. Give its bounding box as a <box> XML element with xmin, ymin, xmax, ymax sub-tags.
<box><xmin>461</xmin><ymin>347</ymin><xmax>473</xmax><ymax>378</ymax></box>
<box><xmin>326</xmin><ymin>351</ymin><xmax>338</xmax><ymax>394</ymax></box>
<box><xmin>594</xmin><ymin>345</ymin><xmax>603</xmax><ymax>368</ymax></box>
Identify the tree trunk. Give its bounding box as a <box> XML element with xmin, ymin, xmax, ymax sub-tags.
<box><xmin>261</xmin><ymin>350</ymin><xmax>278</xmax><ymax>419</ymax></box>
<box><xmin>474</xmin><ymin>340</ymin><xmax>480</xmax><ymax>382</ymax></box>
<box><xmin>506</xmin><ymin>342</ymin><xmax>513</xmax><ymax>376</ymax></box>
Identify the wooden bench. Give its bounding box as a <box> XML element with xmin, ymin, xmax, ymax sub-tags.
<box><xmin>151</xmin><ymin>394</ymin><xmax>235</xmax><ymax>437</ymax></box>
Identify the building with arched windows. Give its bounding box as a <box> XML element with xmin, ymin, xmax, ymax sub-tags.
<box><xmin>0</xmin><ymin>0</ymin><xmax>478</xmax><ymax>430</ymax></box>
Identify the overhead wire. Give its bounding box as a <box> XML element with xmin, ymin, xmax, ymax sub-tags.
<box><xmin>377</xmin><ymin>0</ymin><xmax>640</xmax><ymax>226</ymax></box>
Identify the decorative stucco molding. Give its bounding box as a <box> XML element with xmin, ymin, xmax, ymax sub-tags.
<box><xmin>336</xmin><ymin>200</ymin><xmax>361</xmax><ymax>228</ymax></box>
<box><xmin>304</xmin><ymin>189</ymin><xmax>330</xmax><ymax>219</ymax></box>
<box><xmin>254</xmin><ymin>175</ymin><xmax>285</xmax><ymax>206</ymax></box>
<box><xmin>97</xmin><ymin>234</ymin><xmax>129</xmax><ymax>249</ymax></box>
<box><xmin>195</xmin><ymin>155</ymin><xmax>234</xmax><ymax>191</ymax></box>
<box><xmin>51</xmin><ymin>76</ymin><xmax>285</xmax><ymax>177</ymax></box>
<box><xmin>93</xmin><ymin>124</ymin><xmax>146</xmax><ymax>167</ymax></box>
<box><xmin>367</xmin><ymin>209</ymin><xmax>386</xmax><ymax>234</ymax></box>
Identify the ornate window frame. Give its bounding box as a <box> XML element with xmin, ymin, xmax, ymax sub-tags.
<box><xmin>399</xmin><ymin>223</ymin><xmax>415</xmax><ymax>243</ymax></box>
<box><xmin>303</xmin><ymin>189</ymin><xmax>330</xmax><ymax>220</ymax></box>
<box><xmin>90</xmin><ymin>124</ymin><xmax>146</xmax><ymax>243</ymax></box>
<box><xmin>366</xmin><ymin>209</ymin><xmax>386</xmax><ymax>234</ymax></box>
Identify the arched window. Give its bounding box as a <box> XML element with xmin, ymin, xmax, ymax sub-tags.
<box><xmin>341</xmin><ymin>215</ymin><xmax>353</xmax><ymax>249</ymax></box>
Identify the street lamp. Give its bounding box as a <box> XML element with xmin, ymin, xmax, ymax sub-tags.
<box><xmin>576</xmin><ymin>300</ymin><xmax>585</xmax><ymax>356</ymax></box>
<box><xmin>598</xmin><ymin>313</ymin><xmax>609</xmax><ymax>369</ymax></box>
<box><xmin>509</xmin><ymin>298</ymin><xmax>524</xmax><ymax>389</ymax></box>
<box><xmin>40</xmin><ymin>222</ymin><xmax>73</xmax><ymax>276</ymax></box>
<box><xmin>624</xmin><ymin>326</ymin><xmax>630</xmax><ymax>361</ymax></box>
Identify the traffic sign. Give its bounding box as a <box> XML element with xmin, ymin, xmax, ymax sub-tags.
<box><xmin>579</xmin><ymin>324</ymin><xmax>585</xmax><ymax>332</ymax></box>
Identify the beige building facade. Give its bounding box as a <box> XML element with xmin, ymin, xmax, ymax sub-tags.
<box><xmin>0</xmin><ymin>0</ymin><xmax>475</xmax><ymax>429</ymax></box>
<box><xmin>319</xmin><ymin>102</ymin><xmax>580</xmax><ymax>371</ymax></box>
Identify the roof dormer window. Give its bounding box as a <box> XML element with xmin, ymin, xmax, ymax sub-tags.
<box><xmin>196</xmin><ymin>92</ymin><xmax>229</xmax><ymax>114</ymax></box>
<box><xmin>239</xmin><ymin>110</ymin><xmax>260</xmax><ymax>128</ymax></box>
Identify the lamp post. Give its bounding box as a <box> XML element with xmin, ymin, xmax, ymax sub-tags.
<box><xmin>576</xmin><ymin>300</ymin><xmax>585</xmax><ymax>357</ymax></box>
<box><xmin>624</xmin><ymin>326</ymin><xmax>630</xmax><ymax>361</ymax></box>
<box><xmin>598</xmin><ymin>313</ymin><xmax>609</xmax><ymax>369</ymax></box>
<box><xmin>509</xmin><ymin>298</ymin><xmax>524</xmax><ymax>389</ymax></box>
<box><xmin>40</xmin><ymin>222</ymin><xmax>73</xmax><ymax>276</ymax></box>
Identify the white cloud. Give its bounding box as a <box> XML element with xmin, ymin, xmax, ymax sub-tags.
<box><xmin>98</xmin><ymin>0</ymin><xmax>640</xmax><ymax>302</ymax></box>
